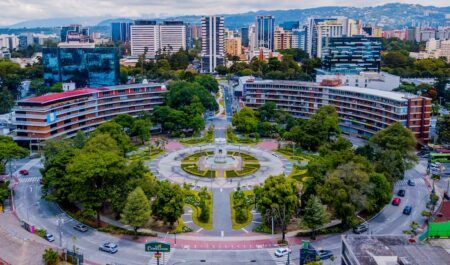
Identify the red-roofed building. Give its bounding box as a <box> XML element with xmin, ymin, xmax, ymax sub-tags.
<box><xmin>14</xmin><ymin>83</ymin><xmax>167</xmax><ymax>146</ymax></box>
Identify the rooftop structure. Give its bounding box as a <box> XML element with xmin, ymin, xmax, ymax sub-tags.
<box><xmin>341</xmin><ymin>235</ymin><xmax>450</xmax><ymax>265</ymax></box>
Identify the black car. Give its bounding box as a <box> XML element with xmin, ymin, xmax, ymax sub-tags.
<box><xmin>407</xmin><ymin>180</ymin><xmax>416</xmax><ymax>186</ymax></box>
<box><xmin>403</xmin><ymin>206</ymin><xmax>413</xmax><ymax>215</ymax></box>
<box><xmin>397</xmin><ymin>189</ymin><xmax>406</xmax><ymax>197</ymax></box>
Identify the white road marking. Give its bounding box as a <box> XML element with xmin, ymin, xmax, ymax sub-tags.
<box><xmin>196</xmin><ymin>228</ymin><xmax>203</xmax><ymax>233</ymax></box>
<box><xmin>221</xmin><ymin>230</ymin><xmax>224</xmax><ymax>237</ymax></box>
<box><xmin>241</xmin><ymin>228</ymin><xmax>249</xmax><ymax>233</ymax></box>
<box><xmin>184</xmin><ymin>221</ymin><xmax>193</xmax><ymax>224</ymax></box>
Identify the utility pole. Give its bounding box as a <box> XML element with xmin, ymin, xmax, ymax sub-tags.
<box><xmin>271</xmin><ymin>209</ymin><xmax>274</xmax><ymax>235</ymax></box>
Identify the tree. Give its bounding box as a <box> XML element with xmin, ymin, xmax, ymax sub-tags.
<box><xmin>254</xmin><ymin>175</ymin><xmax>299</xmax><ymax>241</ymax></box>
<box><xmin>437</xmin><ymin>114</ymin><xmax>450</xmax><ymax>144</ymax></box>
<box><xmin>370</xmin><ymin>122</ymin><xmax>417</xmax><ymax>181</ymax></box>
<box><xmin>112</xmin><ymin>114</ymin><xmax>135</xmax><ymax>134</ymax></box>
<box><xmin>66</xmin><ymin>134</ymin><xmax>127</xmax><ymax>226</ymax></box>
<box><xmin>132</xmin><ymin>119</ymin><xmax>152</xmax><ymax>144</ymax></box>
<box><xmin>302</xmin><ymin>195</ymin><xmax>329</xmax><ymax>238</ymax></box>
<box><xmin>318</xmin><ymin>162</ymin><xmax>370</xmax><ymax>228</ymax></box>
<box><xmin>121</xmin><ymin>187</ymin><xmax>151</xmax><ymax>234</ymax></box>
<box><xmin>166</xmin><ymin>80</ymin><xmax>218</xmax><ymax>111</ymax></box>
<box><xmin>232</xmin><ymin>107</ymin><xmax>259</xmax><ymax>134</ymax></box>
<box><xmin>215</xmin><ymin>65</ymin><xmax>228</xmax><ymax>75</ymax></box>
<box><xmin>0</xmin><ymin>136</ymin><xmax>28</xmax><ymax>174</ymax></box>
<box><xmin>258</xmin><ymin>101</ymin><xmax>277</xmax><ymax>122</ymax></box>
<box><xmin>194</xmin><ymin>75</ymin><xmax>219</xmax><ymax>93</ymax></box>
<box><xmin>91</xmin><ymin>121</ymin><xmax>133</xmax><ymax>155</ymax></box>
<box><xmin>152</xmin><ymin>181</ymin><xmax>185</xmax><ymax>227</ymax></box>
<box><xmin>0</xmin><ymin>88</ymin><xmax>14</xmax><ymax>114</ymax></box>
<box><xmin>367</xmin><ymin>173</ymin><xmax>391</xmax><ymax>212</ymax></box>
<box><xmin>42</xmin><ymin>248</ymin><xmax>59</xmax><ymax>265</ymax></box>
<box><xmin>73</xmin><ymin>130</ymin><xmax>87</xmax><ymax>149</ymax></box>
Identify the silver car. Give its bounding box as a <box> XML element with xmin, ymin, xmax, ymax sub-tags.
<box><xmin>99</xmin><ymin>242</ymin><xmax>118</xmax><ymax>254</ymax></box>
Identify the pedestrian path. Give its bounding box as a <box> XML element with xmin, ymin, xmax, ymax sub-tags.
<box><xmin>267</xmin><ymin>248</ymin><xmax>290</xmax><ymax>265</ymax></box>
<box><xmin>18</xmin><ymin>177</ymin><xmax>41</xmax><ymax>183</ymax></box>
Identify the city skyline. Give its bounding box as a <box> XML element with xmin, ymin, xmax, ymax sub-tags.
<box><xmin>1</xmin><ymin>0</ymin><xmax>449</xmax><ymax>26</ymax></box>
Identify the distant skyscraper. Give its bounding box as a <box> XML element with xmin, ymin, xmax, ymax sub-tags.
<box><xmin>159</xmin><ymin>21</ymin><xmax>187</xmax><ymax>53</ymax></box>
<box><xmin>291</xmin><ymin>28</ymin><xmax>306</xmax><ymax>50</ymax></box>
<box><xmin>274</xmin><ymin>27</ymin><xmax>292</xmax><ymax>50</ymax></box>
<box><xmin>241</xmin><ymin>27</ymin><xmax>249</xmax><ymax>47</ymax></box>
<box><xmin>111</xmin><ymin>22</ymin><xmax>132</xmax><ymax>43</ymax></box>
<box><xmin>201</xmin><ymin>16</ymin><xmax>224</xmax><ymax>73</ymax></box>
<box><xmin>256</xmin><ymin>15</ymin><xmax>275</xmax><ymax>51</ymax></box>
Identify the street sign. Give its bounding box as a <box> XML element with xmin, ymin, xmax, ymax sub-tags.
<box><xmin>145</xmin><ymin>241</ymin><xmax>171</xmax><ymax>253</ymax></box>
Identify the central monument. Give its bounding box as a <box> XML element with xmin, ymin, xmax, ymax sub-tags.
<box><xmin>214</xmin><ymin>138</ymin><xmax>227</xmax><ymax>163</ymax></box>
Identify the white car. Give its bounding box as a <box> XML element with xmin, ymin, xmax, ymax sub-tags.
<box><xmin>99</xmin><ymin>242</ymin><xmax>118</xmax><ymax>254</ymax></box>
<box><xmin>274</xmin><ymin>248</ymin><xmax>291</xmax><ymax>257</ymax></box>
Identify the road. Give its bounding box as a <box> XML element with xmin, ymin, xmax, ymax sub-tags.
<box><xmin>7</xmin><ymin>82</ymin><xmax>432</xmax><ymax>264</ymax></box>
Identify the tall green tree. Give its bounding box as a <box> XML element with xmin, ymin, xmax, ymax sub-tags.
<box><xmin>91</xmin><ymin>121</ymin><xmax>133</xmax><ymax>155</ymax></box>
<box><xmin>302</xmin><ymin>195</ymin><xmax>329</xmax><ymax>238</ymax></box>
<box><xmin>254</xmin><ymin>175</ymin><xmax>299</xmax><ymax>241</ymax></box>
<box><xmin>232</xmin><ymin>107</ymin><xmax>259</xmax><ymax>134</ymax></box>
<box><xmin>132</xmin><ymin>119</ymin><xmax>152</xmax><ymax>144</ymax></box>
<box><xmin>0</xmin><ymin>88</ymin><xmax>14</xmax><ymax>114</ymax></box>
<box><xmin>152</xmin><ymin>181</ymin><xmax>185</xmax><ymax>227</ymax></box>
<box><xmin>437</xmin><ymin>114</ymin><xmax>450</xmax><ymax>144</ymax></box>
<box><xmin>194</xmin><ymin>75</ymin><xmax>219</xmax><ymax>93</ymax></box>
<box><xmin>121</xmin><ymin>187</ymin><xmax>151</xmax><ymax>234</ymax></box>
<box><xmin>0</xmin><ymin>136</ymin><xmax>28</xmax><ymax>174</ymax></box>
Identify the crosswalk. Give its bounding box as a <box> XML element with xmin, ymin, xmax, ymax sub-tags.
<box><xmin>395</xmin><ymin>178</ymin><xmax>425</xmax><ymax>187</ymax></box>
<box><xmin>19</xmin><ymin>177</ymin><xmax>41</xmax><ymax>183</ymax></box>
<box><xmin>267</xmin><ymin>249</ymin><xmax>291</xmax><ymax>265</ymax></box>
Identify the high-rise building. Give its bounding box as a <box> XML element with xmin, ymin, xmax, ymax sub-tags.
<box><xmin>43</xmin><ymin>43</ymin><xmax>119</xmax><ymax>88</ymax></box>
<box><xmin>130</xmin><ymin>20</ymin><xmax>187</xmax><ymax>57</ymax></box>
<box><xmin>291</xmin><ymin>28</ymin><xmax>306</xmax><ymax>50</ymax></box>
<box><xmin>130</xmin><ymin>20</ymin><xmax>159</xmax><ymax>57</ymax></box>
<box><xmin>0</xmin><ymin>34</ymin><xmax>19</xmax><ymax>50</ymax></box>
<box><xmin>201</xmin><ymin>16</ymin><xmax>224</xmax><ymax>73</ymax></box>
<box><xmin>60</xmin><ymin>24</ymin><xmax>90</xmax><ymax>43</ymax></box>
<box><xmin>224</xmin><ymin>37</ymin><xmax>242</xmax><ymax>57</ymax></box>
<box><xmin>241</xmin><ymin>27</ymin><xmax>249</xmax><ymax>47</ymax></box>
<box><xmin>111</xmin><ymin>22</ymin><xmax>132</xmax><ymax>43</ymax></box>
<box><xmin>274</xmin><ymin>27</ymin><xmax>292</xmax><ymax>51</ymax></box>
<box><xmin>306</xmin><ymin>17</ymin><xmax>363</xmax><ymax>58</ymax></box>
<box><xmin>159</xmin><ymin>21</ymin><xmax>187</xmax><ymax>53</ymax></box>
<box><xmin>248</xmin><ymin>24</ymin><xmax>257</xmax><ymax>51</ymax></box>
<box><xmin>256</xmin><ymin>15</ymin><xmax>275</xmax><ymax>51</ymax></box>
<box><xmin>321</xmin><ymin>35</ymin><xmax>382</xmax><ymax>74</ymax></box>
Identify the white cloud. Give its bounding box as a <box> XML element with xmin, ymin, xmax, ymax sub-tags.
<box><xmin>0</xmin><ymin>0</ymin><xmax>448</xmax><ymax>26</ymax></box>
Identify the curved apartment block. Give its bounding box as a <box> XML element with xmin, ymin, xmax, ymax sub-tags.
<box><xmin>14</xmin><ymin>83</ymin><xmax>167</xmax><ymax>145</ymax></box>
<box><xmin>243</xmin><ymin>78</ymin><xmax>431</xmax><ymax>143</ymax></box>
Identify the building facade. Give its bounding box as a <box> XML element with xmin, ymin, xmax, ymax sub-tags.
<box><xmin>111</xmin><ymin>22</ymin><xmax>132</xmax><ymax>43</ymax></box>
<box><xmin>224</xmin><ymin>37</ymin><xmax>242</xmax><ymax>57</ymax></box>
<box><xmin>316</xmin><ymin>71</ymin><xmax>401</xmax><ymax>91</ymax></box>
<box><xmin>130</xmin><ymin>20</ymin><xmax>159</xmax><ymax>57</ymax></box>
<box><xmin>321</xmin><ymin>36</ymin><xmax>382</xmax><ymax>74</ymax></box>
<box><xmin>43</xmin><ymin>43</ymin><xmax>120</xmax><ymax>88</ymax></box>
<box><xmin>14</xmin><ymin>83</ymin><xmax>166</xmax><ymax>145</ymax></box>
<box><xmin>243</xmin><ymin>78</ymin><xmax>431</xmax><ymax>143</ymax></box>
<box><xmin>201</xmin><ymin>16</ymin><xmax>224</xmax><ymax>73</ymax></box>
<box><xmin>274</xmin><ymin>27</ymin><xmax>292</xmax><ymax>51</ymax></box>
<box><xmin>256</xmin><ymin>15</ymin><xmax>275</xmax><ymax>51</ymax></box>
<box><xmin>60</xmin><ymin>24</ymin><xmax>90</xmax><ymax>43</ymax></box>
<box><xmin>241</xmin><ymin>27</ymin><xmax>249</xmax><ymax>47</ymax></box>
<box><xmin>159</xmin><ymin>21</ymin><xmax>187</xmax><ymax>53</ymax></box>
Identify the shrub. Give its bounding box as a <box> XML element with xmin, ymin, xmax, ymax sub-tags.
<box><xmin>42</xmin><ymin>248</ymin><xmax>59</xmax><ymax>265</ymax></box>
<box><xmin>35</xmin><ymin>228</ymin><xmax>47</xmax><ymax>238</ymax></box>
<box><xmin>235</xmin><ymin>207</ymin><xmax>248</xmax><ymax>223</ymax></box>
<box><xmin>252</xmin><ymin>223</ymin><xmax>272</xmax><ymax>234</ymax></box>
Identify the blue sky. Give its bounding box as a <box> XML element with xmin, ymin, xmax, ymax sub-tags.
<box><xmin>0</xmin><ymin>0</ymin><xmax>448</xmax><ymax>26</ymax></box>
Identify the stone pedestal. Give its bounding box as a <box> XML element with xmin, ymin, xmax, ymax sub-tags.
<box><xmin>214</xmin><ymin>138</ymin><xmax>227</xmax><ymax>163</ymax></box>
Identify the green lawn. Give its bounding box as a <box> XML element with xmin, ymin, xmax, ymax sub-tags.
<box><xmin>226</xmin><ymin>152</ymin><xmax>260</xmax><ymax>178</ymax></box>
<box><xmin>230</xmin><ymin>190</ymin><xmax>254</xmax><ymax>230</ymax></box>
<box><xmin>185</xmin><ymin>190</ymin><xmax>213</xmax><ymax>230</ymax></box>
<box><xmin>128</xmin><ymin>147</ymin><xmax>165</xmax><ymax>161</ymax></box>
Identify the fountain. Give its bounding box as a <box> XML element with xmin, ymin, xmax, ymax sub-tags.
<box><xmin>200</xmin><ymin>138</ymin><xmax>241</xmax><ymax>171</ymax></box>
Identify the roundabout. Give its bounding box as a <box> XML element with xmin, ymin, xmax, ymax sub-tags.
<box><xmin>148</xmin><ymin>138</ymin><xmax>285</xmax><ymax>189</ymax></box>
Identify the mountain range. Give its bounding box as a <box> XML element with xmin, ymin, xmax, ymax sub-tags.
<box><xmin>4</xmin><ymin>3</ymin><xmax>450</xmax><ymax>30</ymax></box>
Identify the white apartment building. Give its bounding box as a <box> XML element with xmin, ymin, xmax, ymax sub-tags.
<box><xmin>0</xmin><ymin>34</ymin><xmax>19</xmax><ymax>50</ymax></box>
<box><xmin>410</xmin><ymin>38</ymin><xmax>450</xmax><ymax>63</ymax></box>
<box><xmin>201</xmin><ymin>16</ymin><xmax>224</xmax><ymax>73</ymax></box>
<box><xmin>316</xmin><ymin>71</ymin><xmax>401</xmax><ymax>91</ymax></box>
<box><xmin>130</xmin><ymin>20</ymin><xmax>187</xmax><ymax>57</ymax></box>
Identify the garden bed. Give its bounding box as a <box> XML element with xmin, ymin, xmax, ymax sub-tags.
<box><xmin>230</xmin><ymin>190</ymin><xmax>254</xmax><ymax>230</ymax></box>
<box><xmin>185</xmin><ymin>189</ymin><xmax>213</xmax><ymax>230</ymax></box>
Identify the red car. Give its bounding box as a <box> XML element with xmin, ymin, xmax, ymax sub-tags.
<box><xmin>392</xmin><ymin>197</ymin><xmax>401</xmax><ymax>206</ymax></box>
<box><xmin>19</xmin><ymin>169</ymin><xmax>29</xmax><ymax>175</ymax></box>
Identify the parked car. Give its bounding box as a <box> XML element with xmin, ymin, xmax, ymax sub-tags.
<box><xmin>99</xmin><ymin>242</ymin><xmax>118</xmax><ymax>254</ymax></box>
<box><xmin>392</xmin><ymin>197</ymin><xmax>401</xmax><ymax>206</ymax></box>
<box><xmin>353</xmin><ymin>223</ymin><xmax>369</xmax><ymax>234</ymax></box>
<box><xmin>73</xmin><ymin>224</ymin><xmax>88</xmax><ymax>232</ymax></box>
<box><xmin>407</xmin><ymin>180</ymin><xmax>416</xmax><ymax>186</ymax></box>
<box><xmin>397</xmin><ymin>189</ymin><xmax>406</xmax><ymax>197</ymax></box>
<box><xmin>403</xmin><ymin>206</ymin><xmax>413</xmax><ymax>215</ymax></box>
<box><xmin>274</xmin><ymin>248</ymin><xmax>291</xmax><ymax>257</ymax></box>
<box><xmin>45</xmin><ymin>233</ymin><xmax>55</xmax><ymax>242</ymax></box>
<box><xmin>19</xmin><ymin>169</ymin><xmax>29</xmax><ymax>175</ymax></box>
<box><xmin>317</xmin><ymin>250</ymin><xmax>334</xmax><ymax>260</ymax></box>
